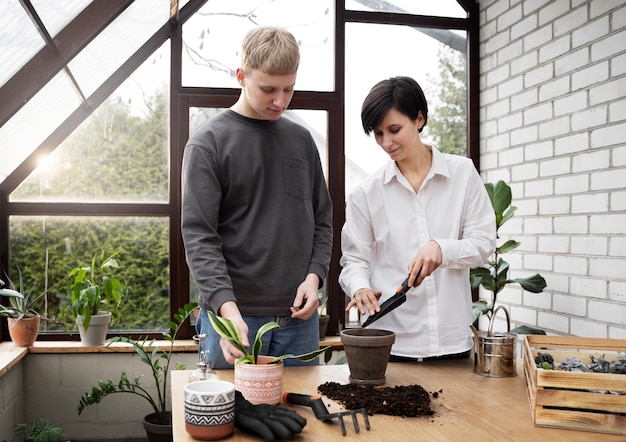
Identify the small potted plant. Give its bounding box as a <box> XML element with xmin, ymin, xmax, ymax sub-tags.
<box><xmin>12</xmin><ymin>418</ymin><xmax>67</xmax><ymax>442</ymax></box>
<box><xmin>469</xmin><ymin>180</ymin><xmax>547</xmax><ymax>333</ymax></box>
<box><xmin>65</xmin><ymin>253</ymin><xmax>125</xmax><ymax>346</ymax></box>
<box><xmin>469</xmin><ymin>181</ymin><xmax>547</xmax><ymax>377</ymax></box>
<box><xmin>208</xmin><ymin>311</ymin><xmax>331</xmax><ymax>404</ymax></box>
<box><xmin>0</xmin><ymin>268</ymin><xmax>46</xmax><ymax>347</ymax></box>
<box><xmin>77</xmin><ymin>301</ymin><xmax>198</xmax><ymax>441</ymax></box>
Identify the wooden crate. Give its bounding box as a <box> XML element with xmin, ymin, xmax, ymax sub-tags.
<box><xmin>523</xmin><ymin>335</ymin><xmax>626</xmax><ymax>435</ymax></box>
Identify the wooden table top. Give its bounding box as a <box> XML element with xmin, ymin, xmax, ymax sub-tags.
<box><xmin>172</xmin><ymin>358</ymin><xmax>625</xmax><ymax>441</ymax></box>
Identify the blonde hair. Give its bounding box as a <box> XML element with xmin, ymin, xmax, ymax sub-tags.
<box><xmin>241</xmin><ymin>26</ymin><xmax>300</xmax><ymax>75</ymax></box>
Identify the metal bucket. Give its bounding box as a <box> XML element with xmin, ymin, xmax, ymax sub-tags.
<box><xmin>470</xmin><ymin>306</ymin><xmax>517</xmax><ymax>377</ymax></box>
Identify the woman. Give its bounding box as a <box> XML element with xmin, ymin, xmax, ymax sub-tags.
<box><xmin>339</xmin><ymin>76</ymin><xmax>496</xmax><ymax>361</ymax></box>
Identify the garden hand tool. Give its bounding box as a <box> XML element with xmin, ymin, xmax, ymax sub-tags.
<box><xmin>283</xmin><ymin>392</ymin><xmax>370</xmax><ymax>436</ymax></box>
<box><xmin>362</xmin><ymin>271</ymin><xmax>418</xmax><ymax>327</ymax></box>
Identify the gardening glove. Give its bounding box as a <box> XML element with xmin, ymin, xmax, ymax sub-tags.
<box><xmin>234</xmin><ymin>390</ymin><xmax>307</xmax><ymax>441</ymax></box>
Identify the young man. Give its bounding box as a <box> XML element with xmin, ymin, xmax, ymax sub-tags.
<box><xmin>182</xmin><ymin>26</ymin><xmax>333</xmax><ymax>368</ymax></box>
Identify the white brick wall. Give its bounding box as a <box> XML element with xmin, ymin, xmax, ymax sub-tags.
<box><xmin>480</xmin><ymin>0</ymin><xmax>626</xmax><ymax>338</ymax></box>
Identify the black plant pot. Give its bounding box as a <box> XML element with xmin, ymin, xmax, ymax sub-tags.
<box><xmin>143</xmin><ymin>412</ymin><xmax>172</xmax><ymax>442</ymax></box>
<box><xmin>318</xmin><ymin>314</ymin><xmax>330</xmax><ymax>339</ymax></box>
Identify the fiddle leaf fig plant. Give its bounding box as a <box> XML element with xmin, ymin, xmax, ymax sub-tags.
<box><xmin>470</xmin><ymin>180</ymin><xmax>547</xmax><ymax>332</ymax></box>
<box><xmin>208</xmin><ymin>310</ymin><xmax>331</xmax><ymax>365</ymax></box>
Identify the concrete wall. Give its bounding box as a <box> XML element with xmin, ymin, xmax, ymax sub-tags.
<box><xmin>0</xmin><ymin>351</ymin><xmax>196</xmax><ymax>441</ymax></box>
<box><xmin>478</xmin><ymin>0</ymin><xmax>626</xmax><ymax>337</ymax></box>
<box><xmin>0</xmin><ymin>359</ymin><xmax>25</xmax><ymax>441</ymax></box>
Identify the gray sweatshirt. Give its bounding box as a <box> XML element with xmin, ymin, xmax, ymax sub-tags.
<box><xmin>181</xmin><ymin>110</ymin><xmax>333</xmax><ymax>316</ymax></box>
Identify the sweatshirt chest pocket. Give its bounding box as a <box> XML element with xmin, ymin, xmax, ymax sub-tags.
<box><xmin>283</xmin><ymin>156</ymin><xmax>311</xmax><ymax>200</ymax></box>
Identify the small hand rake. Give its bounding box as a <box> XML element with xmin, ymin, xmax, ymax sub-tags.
<box><xmin>283</xmin><ymin>392</ymin><xmax>371</xmax><ymax>436</ymax></box>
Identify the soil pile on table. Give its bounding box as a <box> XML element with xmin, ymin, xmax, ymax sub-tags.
<box><xmin>318</xmin><ymin>382</ymin><xmax>440</xmax><ymax>417</ymax></box>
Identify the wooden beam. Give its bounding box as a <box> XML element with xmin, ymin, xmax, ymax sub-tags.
<box><xmin>0</xmin><ymin>0</ymin><xmax>133</xmax><ymax>127</ymax></box>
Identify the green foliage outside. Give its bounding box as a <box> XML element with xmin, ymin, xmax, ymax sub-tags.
<box><xmin>427</xmin><ymin>44</ymin><xmax>467</xmax><ymax>156</ymax></box>
<box><xmin>8</xmin><ymin>92</ymin><xmax>171</xmax><ymax>332</ymax></box>
<box><xmin>10</xmin><ymin>217</ymin><xmax>170</xmax><ymax>331</ymax></box>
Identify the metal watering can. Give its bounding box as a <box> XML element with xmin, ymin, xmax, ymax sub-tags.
<box><xmin>470</xmin><ymin>305</ymin><xmax>517</xmax><ymax>377</ymax></box>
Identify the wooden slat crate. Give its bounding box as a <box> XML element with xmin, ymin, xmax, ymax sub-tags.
<box><xmin>523</xmin><ymin>335</ymin><xmax>626</xmax><ymax>435</ymax></box>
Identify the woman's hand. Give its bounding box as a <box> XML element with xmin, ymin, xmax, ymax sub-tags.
<box><xmin>345</xmin><ymin>287</ymin><xmax>383</xmax><ymax>316</ymax></box>
<box><xmin>407</xmin><ymin>240</ymin><xmax>442</xmax><ymax>286</ymax></box>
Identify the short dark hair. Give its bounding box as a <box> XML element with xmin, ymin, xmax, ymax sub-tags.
<box><xmin>361</xmin><ymin>76</ymin><xmax>429</xmax><ymax>134</ymax></box>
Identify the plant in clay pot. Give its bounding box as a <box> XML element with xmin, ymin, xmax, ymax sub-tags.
<box><xmin>469</xmin><ymin>180</ymin><xmax>547</xmax><ymax>334</ymax></box>
<box><xmin>0</xmin><ymin>268</ymin><xmax>48</xmax><ymax>347</ymax></box>
<box><xmin>77</xmin><ymin>301</ymin><xmax>198</xmax><ymax>440</ymax></box>
<box><xmin>65</xmin><ymin>252</ymin><xmax>125</xmax><ymax>345</ymax></box>
<box><xmin>208</xmin><ymin>311</ymin><xmax>331</xmax><ymax>404</ymax></box>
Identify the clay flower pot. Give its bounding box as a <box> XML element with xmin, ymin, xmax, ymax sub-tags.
<box><xmin>184</xmin><ymin>380</ymin><xmax>235</xmax><ymax>441</ymax></box>
<box><xmin>8</xmin><ymin>315</ymin><xmax>40</xmax><ymax>347</ymax></box>
<box><xmin>234</xmin><ymin>355</ymin><xmax>284</xmax><ymax>405</ymax></box>
<box><xmin>340</xmin><ymin>328</ymin><xmax>395</xmax><ymax>386</ymax></box>
<box><xmin>76</xmin><ymin>311</ymin><xmax>112</xmax><ymax>346</ymax></box>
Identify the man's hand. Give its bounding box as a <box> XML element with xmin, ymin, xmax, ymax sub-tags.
<box><xmin>290</xmin><ymin>273</ymin><xmax>320</xmax><ymax>320</ymax></box>
<box><xmin>218</xmin><ymin>301</ymin><xmax>249</xmax><ymax>364</ymax></box>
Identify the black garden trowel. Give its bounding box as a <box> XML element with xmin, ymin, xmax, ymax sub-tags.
<box><xmin>361</xmin><ymin>270</ymin><xmax>419</xmax><ymax>327</ymax></box>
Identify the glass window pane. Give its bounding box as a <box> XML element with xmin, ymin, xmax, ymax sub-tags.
<box><xmin>9</xmin><ymin>216</ymin><xmax>170</xmax><ymax>333</ymax></box>
<box><xmin>345</xmin><ymin>22</ymin><xmax>467</xmax><ymax>195</ymax></box>
<box><xmin>0</xmin><ymin>71</ymin><xmax>81</xmax><ymax>184</ymax></box>
<box><xmin>346</xmin><ymin>0</ymin><xmax>466</xmax><ymax>18</ymax></box>
<box><xmin>68</xmin><ymin>0</ymin><xmax>169</xmax><ymax>97</ymax></box>
<box><xmin>31</xmin><ymin>0</ymin><xmax>92</xmax><ymax>37</ymax></box>
<box><xmin>182</xmin><ymin>0</ymin><xmax>334</xmax><ymax>91</ymax></box>
<box><xmin>0</xmin><ymin>1</ymin><xmax>44</xmax><ymax>88</ymax></box>
<box><xmin>11</xmin><ymin>43</ymin><xmax>170</xmax><ymax>203</ymax></box>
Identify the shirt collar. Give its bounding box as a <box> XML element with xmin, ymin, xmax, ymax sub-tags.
<box><xmin>382</xmin><ymin>145</ymin><xmax>450</xmax><ymax>184</ymax></box>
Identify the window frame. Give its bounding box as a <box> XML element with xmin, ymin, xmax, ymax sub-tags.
<box><xmin>0</xmin><ymin>0</ymin><xmax>479</xmax><ymax>340</ymax></box>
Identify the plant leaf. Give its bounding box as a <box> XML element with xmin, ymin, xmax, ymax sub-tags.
<box><xmin>207</xmin><ymin>311</ymin><xmax>248</xmax><ymax>355</ymax></box>
<box><xmin>251</xmin><ymin>321</ymin><xmax>280</xmax><ymax>362</ymax></box>
<box><xmin>496</xmin><ymin>239</ymin><xmax>519</xmax><ymax>255</ymax></box>
<box><xmin>489</xmin><ymin>180</ymin><xmax>512</xmax><ymax>219</ymax></box>
<box><xmin>271</xmin><ymin>346</ymin><xmax>331</xmax><ymax>363</ymax></box>
<box><xmin>471</xmin><ymin>300</ymin><xmax>493</xmax><ymax>323</ymax></box>
<box><xmin>512</xmin><ymin>274</ymin><xmax>547</xmax><ymax>293</ymax></box>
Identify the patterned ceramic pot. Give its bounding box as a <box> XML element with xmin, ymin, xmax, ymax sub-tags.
<box><xmin>234</xmin><ymin>355</ymin><xmax>284</xmax><ymax>405</ymax></box>
<box><xmin>184</xmin><ymin>380</ymin><xmax>235</xmax><ymax>440</ymax></box>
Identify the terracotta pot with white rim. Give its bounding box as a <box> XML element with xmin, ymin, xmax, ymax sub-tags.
<box><xmin>234</xmin><ymin>355</ymin><xmax>284</xmax><ymax>405</ymax></box>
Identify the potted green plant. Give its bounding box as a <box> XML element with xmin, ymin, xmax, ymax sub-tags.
<box><xmin>208</xmin><ymin>310</ymin><xmax>331</xmax><ymax>404</ymax></box>
<box><xmin>77</xmin><ymin>301</ymin><xmax>198</xmax><ymax>441</ymax></box>
<box><xmin>65</xmin><ymin>253</ymin><xmax>124</xmax><ymax>345</ymax></box>
<box><xmin>11</xmin><ymin>418</ymin><xmax>67</xmax><ymax>442</ymax></box>
<box><xmin>0</xmin><ymin>268</ymin><xmax>45</xmax><ymax>347</ymax></box>
<box><xmin>469</xmin><ymin>180</ymin><xmax>547</xmax><ymax>334</ymax></box>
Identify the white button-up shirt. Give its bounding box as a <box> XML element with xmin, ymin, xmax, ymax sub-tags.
<box><xmin>339</xmin><ymin>146</ymin><xmax>496</xmax><ymax>358</ymax></box>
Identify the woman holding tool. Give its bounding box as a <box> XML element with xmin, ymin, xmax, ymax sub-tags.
<box><xmin>339</xmin><ymin>76</ymin><xmax>496</xmax><ymax>361</ymax></box>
